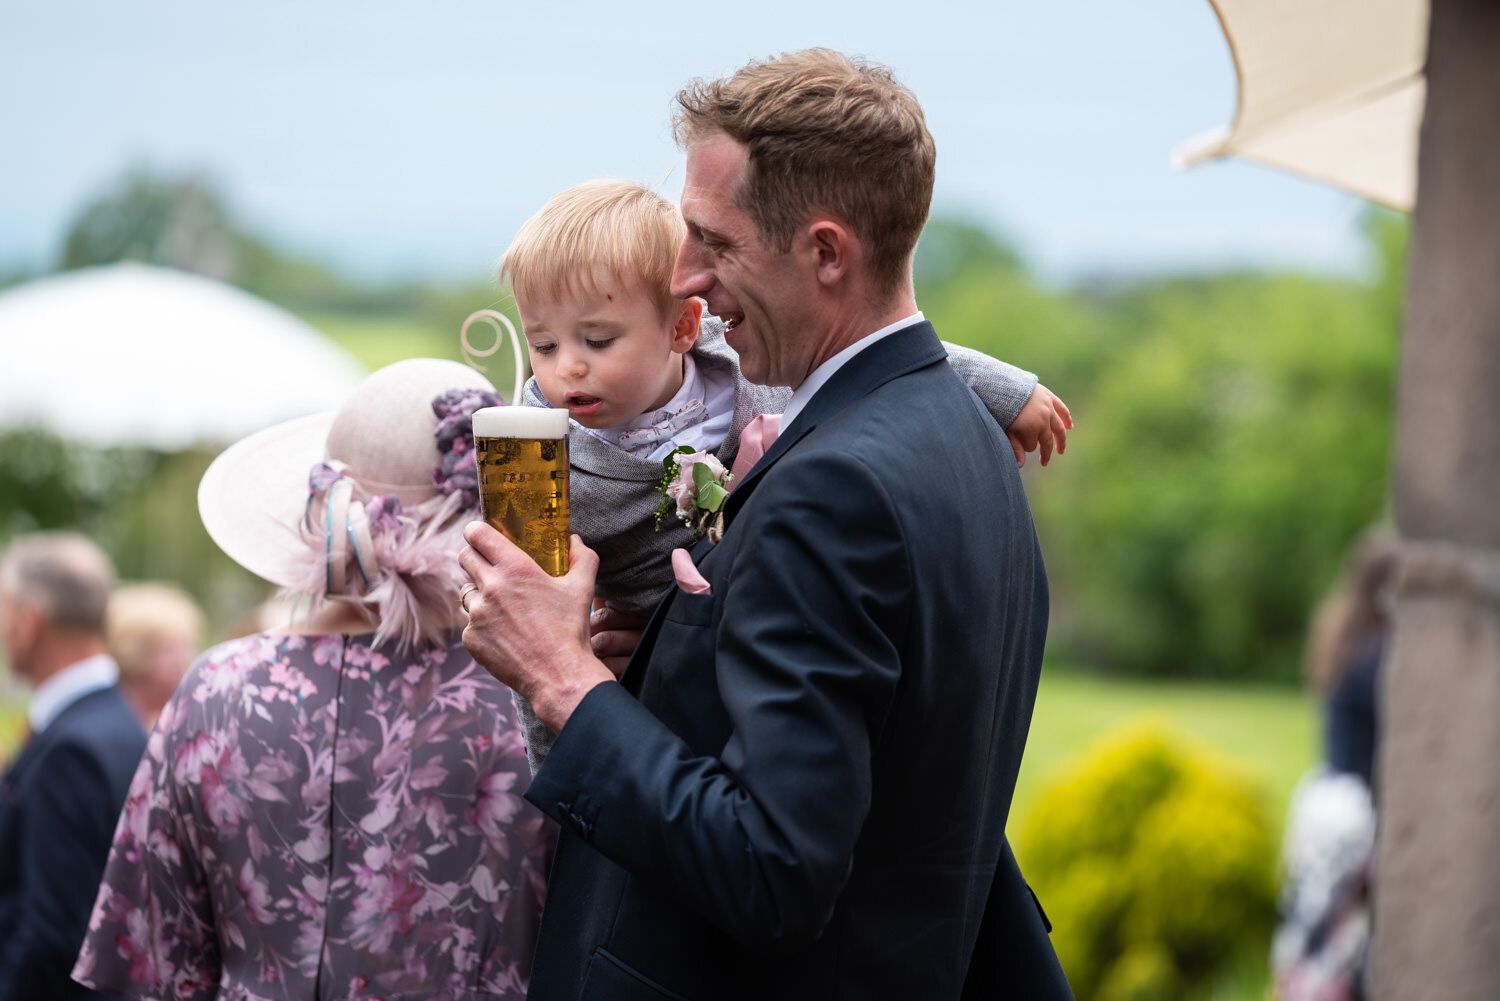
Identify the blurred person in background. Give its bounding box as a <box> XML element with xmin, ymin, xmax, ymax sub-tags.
<box><xmin>223</xmin><ymin>594</ymin><xmax>302</xmax><ymax>641</ymax></box>
<box><xmin>1306</xmin><ymin>532</ymin><xmax>1396</xmax><ymax>794</ymax></box>
<box><xmin>0</xmin><ymin>531</ymin><xmax>146</xmax><ymax>1001</ymax></box>
<box><xmin>106</xmin><ymin>583</ymin><xmax>204</xmax><ymax>731</ymax></box>
<box><xmin>1273</xmin><ymin>530</ymin><xmax>1398</xmax><ymax>1001</ymax></box>
<box><xmin>73</xmin><ymin>359</ymin><xmax>553</xmax><ymax>1000</ymax></box>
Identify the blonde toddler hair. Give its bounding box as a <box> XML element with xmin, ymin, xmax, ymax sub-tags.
<box><xmin>501</xmin><ymin>179</ymin><xmax>686</xmax><ymax>318</ymax></box>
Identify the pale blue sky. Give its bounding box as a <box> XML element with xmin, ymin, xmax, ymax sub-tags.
<box><xmin>0</xmin><ymin>0</ymin><xmax>1375</xmax><ymax>285</ymax></box>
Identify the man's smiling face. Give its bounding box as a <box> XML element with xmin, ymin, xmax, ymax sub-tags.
<box><xmin>671</xmin><ymin>134</ymin><xmax>820</xmax><ymax>389</ymax></box>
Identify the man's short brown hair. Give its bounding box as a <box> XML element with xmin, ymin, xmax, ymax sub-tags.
<box><xmin>673</xmin><ymin>48</ymin><xmax>935</xmax><ymax>295</ymax></box>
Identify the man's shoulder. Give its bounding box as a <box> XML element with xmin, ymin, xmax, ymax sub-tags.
<box><xmin>765</xmin><ymin>356</ymin><xmax>1024</xmax><ymax>534</ymax></box>
<box><xmin>820</xmin><ymin>358</ymin><xmax>1003</xmax><ymax>459</ymax></box>
<box><xmin>42</xmin><ymin>686</ymin><xmax>144</xmax><ymax>760</ymax></box>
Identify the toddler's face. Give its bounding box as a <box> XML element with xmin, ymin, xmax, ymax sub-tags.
<box><xmin>517</xmin><ymin>272</ymin><xmax>699</xmax><ymax>430</ymax></box>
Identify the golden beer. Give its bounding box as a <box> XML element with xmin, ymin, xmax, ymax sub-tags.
<box><xmin>471</xmin><ymin>407</ymin><xmax>571</xmax><ymax>576</ymax></box>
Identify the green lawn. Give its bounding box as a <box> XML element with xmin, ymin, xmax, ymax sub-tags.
<box><xmin>1012</xmin><ymin>667</ymin><xmax>1318</xmax><ymax>838</ymax></box>
<box><xmin>0</xmin><ymin>696</ymin><xmax>23</xmax><ymax>761</ymax></box>
<box><xmin>304</xmin><ymin>313</ymin><xmax>463</xmax><ymax>370</ymax></box>
<box><xmin>304</xmin><ymin>312</ymin><xmax>526</xmax><ymax>399</ymax></box>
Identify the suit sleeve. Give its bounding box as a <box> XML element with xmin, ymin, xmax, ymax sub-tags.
<box><xmin>940</xmin><ymin>341</ymin><xmax>1037</xmax><ymax>428</ymax></box>
<box><xmin>0</xmin><ymin>741</ymin><xmax>122</xmax><ymax>1001</ymax></box>
<box><xmin>527</xmin><ymin>448</ymin><xmax>909</xmax><ymax>953</ymax></box>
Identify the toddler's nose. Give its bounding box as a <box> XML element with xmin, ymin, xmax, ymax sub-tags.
<box><xmin>559</xmin><ymin>349</ymin><xmax>588</xmax><ymax>378</ymax></box>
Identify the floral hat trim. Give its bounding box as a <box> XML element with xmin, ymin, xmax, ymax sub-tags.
<box><xmin>291</xmin><ymin>385</ymin><xmax>506</xmax><ymax>652</ymax></box>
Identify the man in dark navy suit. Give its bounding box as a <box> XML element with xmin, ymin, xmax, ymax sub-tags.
<box><xmin>0</xmin><ymin>533</ymin><xmax>146</xmax><ymax>1001</ymax></box>
<box><xmin>461</xmin><ymin>48</ymin><xmax>1072</xmax><ymax>1000</ymax></box>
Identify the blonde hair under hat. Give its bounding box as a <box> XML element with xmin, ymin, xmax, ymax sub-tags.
<box><xmin>198</xmin><ymin>358</ymin><xmax>506</xmax><ymax>651</ymax></box>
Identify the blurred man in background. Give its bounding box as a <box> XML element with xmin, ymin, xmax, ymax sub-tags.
<box><xmin>106</xmin><ymin>582</ymin><xmax>203</xmax><ymax>731</ymax></box>
<box><xmin>0</xmin><ymin>532</ymin><xmax>145</xmax><ymax>1001</ymax></box>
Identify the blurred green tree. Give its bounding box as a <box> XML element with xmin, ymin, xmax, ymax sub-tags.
<box><xmin>52</xmin><ymin>165</ymin><xmax>517</xmax><ymax>371</ymax></box>
<box><xmin>0</xmin><ymin>431</ymin><xmax>160</xmax><ymax>537</ymax></box>
<box><xmin>59</xmin><ymin>168</ymin><xmax>242</xmax><ymax>279</ymax></box>
<box><xmin>0</xmin><ymin>433</ymin><xmax>271</xmax><ymax>644</ymax></box>
<box><xmin>918</xmin><ymin>212</ymin><xmax>1403</xmax><ymax>679</ymax></box>
<box><xmin>54</xmin><ymin>166</ymin><xmax>361</xmax><ymax>309</ymax></box>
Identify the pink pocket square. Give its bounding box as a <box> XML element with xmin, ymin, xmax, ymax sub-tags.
<box><xmin>671</xmin><ymin>548</ymin><xmax>712</xmax><ymax>595</ymax></box>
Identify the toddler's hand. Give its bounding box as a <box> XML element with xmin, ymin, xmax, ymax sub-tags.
<box><xmin>590</xmin><ymin>606</ymin><xmax>649</xmax><ymax>678</ymax></box>
<box><xmin>1007</xmin><ymin>383</ymin><xmax>1073</xmax><ymax>468</ymax></box>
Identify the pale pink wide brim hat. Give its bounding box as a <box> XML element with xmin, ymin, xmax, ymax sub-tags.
<box><xmin>198</xmin><ymin>358</ymin><xmax>496</xmax><ymax>588</ymax></box>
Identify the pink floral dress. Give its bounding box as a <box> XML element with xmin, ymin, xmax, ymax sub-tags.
<box><xmin>73</xmin><ymin>630</ymin><xmax>554</xmax><ymax>1001</ymax></box>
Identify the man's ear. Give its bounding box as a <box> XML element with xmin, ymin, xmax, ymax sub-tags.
<box><xmin>670</xmin><ymin>297</ymin><xmax>704</xmax><ymax>355</ymax></box>
<box><xmin>7</xmin><ymin>599</ymin><xmax>42</xmax><ymax>662</ymax></box>
<box><xmin>807</xmin><ymin>218</ymin><xmax>853</xmax><ymax>287</ymax></box>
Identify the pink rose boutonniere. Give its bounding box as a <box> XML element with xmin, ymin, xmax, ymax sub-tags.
<box><xmin>655</xmin><ymin>445</ymin><xmax>733</xmax><ymax>543</ymax></box>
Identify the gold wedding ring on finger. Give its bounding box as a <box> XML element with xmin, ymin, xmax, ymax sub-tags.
<box><xmin>459</xmin><ymin>582</ymin><xmax>479</xmax><ymax>614</ymax></box>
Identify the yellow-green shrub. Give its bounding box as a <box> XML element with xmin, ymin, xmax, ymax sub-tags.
<box><xmin>1020</xmin><ymin>723</ymin><xmax>1277</xmax><ymax>999</ymax></box>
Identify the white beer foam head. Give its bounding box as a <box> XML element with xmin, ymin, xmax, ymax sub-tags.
<box><xmin>472</xmin><ymin>406</ymin><xmax>569</xmax><ymax>439</ymax></box>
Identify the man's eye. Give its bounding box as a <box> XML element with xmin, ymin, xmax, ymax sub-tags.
<box><xmin>530</xmin><ymin>343</ymin><xmax>556</xmax><ymax>356</ymax></box>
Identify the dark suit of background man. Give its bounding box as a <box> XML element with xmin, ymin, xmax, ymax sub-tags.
<box><xmin>460</xmin><ymin>48</ymin><xmax>1074</xmax><ymax>1000</ymax></box>
<box><xmin>0</xmin><ymin>533</ymin><xmax>146</xmax><ymax>1001</ymax></box>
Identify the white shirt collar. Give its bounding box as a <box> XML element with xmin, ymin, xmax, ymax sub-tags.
<box><xmin>27</xmin><ymin>653</ymin><xmax>118</xmax><ymax>734</ymax></box>
<box><xmin>779</xmin><ymin>312</ymin><xmax>925</xmax><ymax>434</ymax></box>
<box><xmin>578</xmin><ymin>352</ymin><xmax>737</xmax><ymax>461</ymax></box>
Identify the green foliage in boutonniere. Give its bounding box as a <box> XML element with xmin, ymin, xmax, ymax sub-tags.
<box><xmin>654</xmin><ymin>445</ymin><xmax>733</xmax><ymax>541</ymax></box>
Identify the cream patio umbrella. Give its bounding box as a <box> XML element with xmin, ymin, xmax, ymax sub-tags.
<box><xmin>0</xmin><ymin>262</ymin><xmax>366</xmax><ymax>450</ymax></box>
<box><xmin>1175</xmin><ymin>0</ymin><xmax>1428</xmax><ymax>210</ymax></box>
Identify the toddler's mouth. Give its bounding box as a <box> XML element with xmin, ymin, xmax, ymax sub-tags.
<box><xmin>567</xmin><ymin>394</ymin><xmax>603</xmax><ymax>415</ymax></box>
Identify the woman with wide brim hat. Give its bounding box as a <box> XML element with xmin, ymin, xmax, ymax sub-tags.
<box><xmin>74</xmin><ymin>358</ymin><xmax>554</xmax><ymax>1000</ymax></box>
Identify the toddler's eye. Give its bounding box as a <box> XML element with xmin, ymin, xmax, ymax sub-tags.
<box><xmin>586</xmin><ymin>338</ymin><xmax>616</xmax><ymax>350</ymax></box>
<box><xmin>530</xmin><ymin>342</ymin><xmax>556</xmax><ymax>356</ymax></box>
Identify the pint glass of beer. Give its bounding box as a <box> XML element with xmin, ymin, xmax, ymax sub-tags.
<box><xmin>471</xmin><ymin>407</ymin><xmax>571</xmax><ymax>576</ymax></box>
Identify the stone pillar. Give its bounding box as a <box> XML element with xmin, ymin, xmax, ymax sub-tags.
<box><xmin>1375</xmin><ymin>0</ymin><xmax>1500</xmax><ymax>998</ymax></box>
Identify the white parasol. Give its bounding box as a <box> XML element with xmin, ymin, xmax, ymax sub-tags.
<box><xmin>1175</xmin><ymin>0</ymin><xmax>1428</xmax><ymax>211</ymax></box>
<box><xmin>0</xmin><ymin>262</ymin><xmax>366</xmax><ymax>450</ymax></box>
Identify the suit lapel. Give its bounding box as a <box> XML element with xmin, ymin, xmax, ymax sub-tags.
<box><xmin>618</xmin><ymin>322</ymin><xmax>948</xmax><ymax>695</ymax></box>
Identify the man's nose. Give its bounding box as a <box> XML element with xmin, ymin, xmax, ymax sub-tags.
<box><xmin>670</xmin><ymin>240</ymin><xmax>711</xmax><ymax>301</ymax></box>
